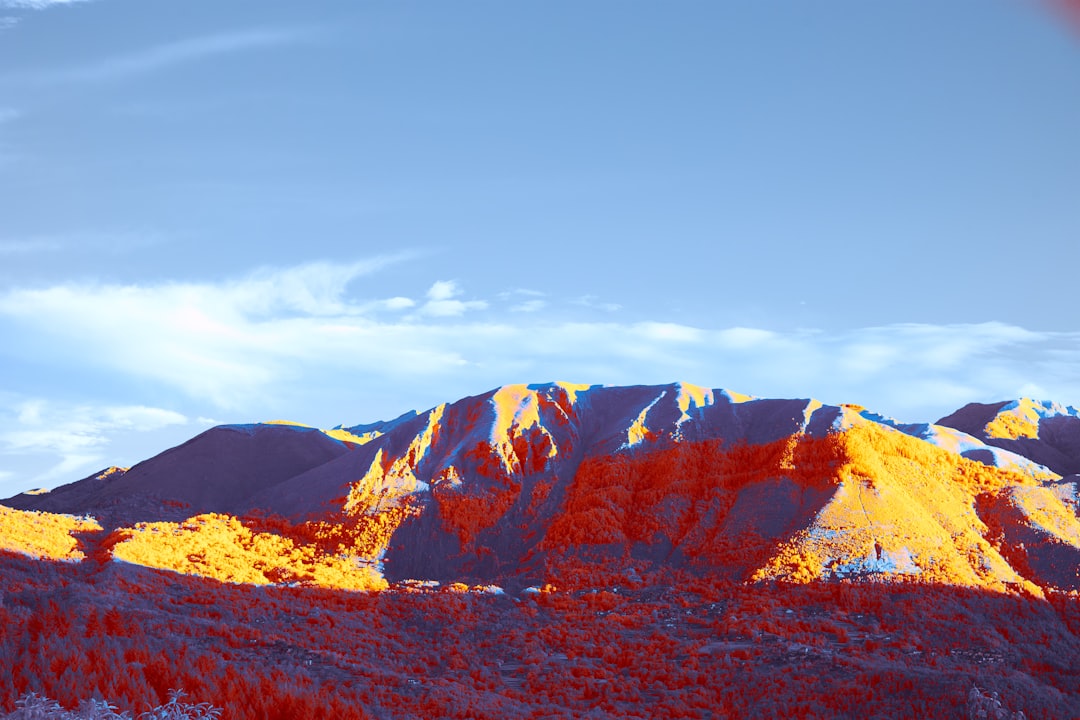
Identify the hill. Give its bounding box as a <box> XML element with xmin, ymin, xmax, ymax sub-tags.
<box><xmin>3</xmin><ymin>382</ymin><xmax>1078</xmax><ymax>595</ymax></box>
<box><xmin>2</xmin><ymin>382</ymin><xmax>1078</xmax><ymax>718</ymax></box>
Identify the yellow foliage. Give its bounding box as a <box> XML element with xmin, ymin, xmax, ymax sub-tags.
<box><xmin>984</xmin><ymin>403</ymin><xmax>1040</xmax><ymax>440</ymax></box>
<box><xmin>266</xmin><ymin>419</ymin><xmax>382</xmax><ymax>446</ymax></box>
<box><xmin>110</xmin><ymin>513</ymin><xmax>387</xmax><ymax>591</ymax></box>
<box><xmin>754</xmin><ymin>424</ymin><xmax>1048</xmax><ymax>596</ymax></box>
<box><xmin>323</xmin><ymin>427</ymin><xmax>382</xmax><ymax>445</ymax></box>
<box><xmin>0</xmin><ymin>505</ymin><xmax>101</xmax><ymax>561</ymax></box>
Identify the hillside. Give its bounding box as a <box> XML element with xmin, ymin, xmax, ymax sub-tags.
<box><xmin>3</xmin><ymin>382</ymin><xmax>1077</xmax><ymax>595</ymax></box>
<box><xmin>2</xmin><ymin>381</ymin><xmax>1078</xmax><ymax>719</ymax></box>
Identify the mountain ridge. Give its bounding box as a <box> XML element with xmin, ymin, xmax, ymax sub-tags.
<box><xmin>2</xmin><ymin>382</ymin><xmax>1078</xmax><ymax>596</ymax></box>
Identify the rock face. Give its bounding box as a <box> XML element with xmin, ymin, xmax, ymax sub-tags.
<box><xmin>3</xmin><ymin>383</ymin><xmax>1080</xmax><ymax>594</ymax></box>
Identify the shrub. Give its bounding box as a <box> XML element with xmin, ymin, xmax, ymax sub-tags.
<box><xmin>3</xmin><ymin>690</ymin><xmax>220</xmax><ymax>720</ymax></box>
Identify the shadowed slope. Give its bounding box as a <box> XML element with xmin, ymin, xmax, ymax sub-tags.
<box><xmin>3</xmin><ymin>424</ymin><xmax>355</xmax><ymax>526</ymax></box>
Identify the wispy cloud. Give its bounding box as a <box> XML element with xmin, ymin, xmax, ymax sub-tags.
<box><xmin>0</xmin><ymin>399</ymin><xmax>187</xmax><ymax>489</ymax></box>
<box><xmin>0</xmin><ymin>0</ymin><xmax>88</xmax><ymax>34</ymax></box>
<box><xmin>573</xmin><ymin>295</ymin><xmax>622</xmax><ymax>313</ymax></box>
<box><xmin>0</xmin><ymin>230</ymin><xmax>163</xmax><ymax>256</ymax></box>
<box><xmin>0</xmin><ymin>1</ymin><xmax>91</xmax><ymax>7</ymax></box>
<box><xmin>0</xmin><ymin>259</ymin><xmax>1077</xmax><ymax>427</ymax></box>
<box><xmin>418</xmin><ymin>280</ymin><xmax>488</xmax><ymax>318</ymax></box>
<box><xmin>499</xmin><ymin>288</ymin><xmax>547</xmax><ymax>313</ymax></box>
<box><xmin>4</xmin><ymin>401</ymin><xmax>187</xmax><ymax>454</ymax></box>
<box><xmin>5</xmin><ymin>27</ymin><xmax>313</xmax><ymax>86</ymax></box>
<box><xmin>0</xmin><ymin>0</ymin><xmax>90</xmax><ymax>7</ymax></box>
<box><xmin>0</xmin><ymin>238</ymin><xmax>65</xmax><ymax>255</ymax></box>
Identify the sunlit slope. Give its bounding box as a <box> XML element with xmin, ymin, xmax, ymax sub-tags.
<box><xmin>861</xmin><ymin>411</ymin><xmax>1057</xmax><ymax>477</ymax></box>
<box><xmin>535</xmin><ymin>420</ymin><xmax>1072</xmax><ymax>594</ymax></box>
<box><xmin>246</xmin><ymin>383</ymin><xmax>1079</xmax><ymax>593</ymax></box>
<box><xmin>938</xmin><ymin>398</ymin><xmax>1080</xmax><ymax>476</ymax></box>
<box><xmin>4</xmin><ymin>381</ymin><xmax>1078</xmax><ymax>595</ymax></box>
<box><xmin>109</xmin><ymin>513</ymin><xmax>387</xmax><ymax>590</ymax></box>
<box><xmin>0</xmin><ymin>505</ymin><xmax>101</xmax><ymax>561</ymax></box>
<box><xmin>752</xmin><ymin>424</ymin><xmax>1051</xmax><ymax>595</ymax></box>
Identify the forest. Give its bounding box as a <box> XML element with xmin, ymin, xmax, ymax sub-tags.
<box><xmin>1</xmin><ymin>548</ymin><xmax>1076</xmax><ymax>719</ymax></box>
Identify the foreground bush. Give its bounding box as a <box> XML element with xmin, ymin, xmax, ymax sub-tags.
<box><xmin>3</xmin><ymin>690</ymin><xmax>220</xmax><ymax>720</ymax></box>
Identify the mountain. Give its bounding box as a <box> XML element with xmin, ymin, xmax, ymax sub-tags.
<box><xmin>937</xmin><ymin>398</ymin><xmax>1080</xmax><ymax>477</ymax></box>
<box><xmin>3</xmin><ymin>422</ymin><xmax>357</xmax><ymax>525</ymax></box>
<box><xmin>4</xmin><ymin>382</ymin><xmax>1078</xmax><ymax>596</ymax></box>
<box><xmin>3</xmin><ymin>382</ymin><xmax>1079</xmax><ymax>719</ymax></box>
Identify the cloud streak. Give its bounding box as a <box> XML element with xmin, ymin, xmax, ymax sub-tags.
<box><xmin>4</xmin><ymin>27</ymin><xmax>312</xmax><ymax>86</ymax></box>
<box><xmin>0</xmin><ymin>0</ymin><xmax>89</xmax><ymax>8</ymax></box>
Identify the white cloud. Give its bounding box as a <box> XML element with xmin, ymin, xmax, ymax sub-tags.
<box><xmin>0</xmin><ymin>1</ymin><xmax>90</xmax><ymax>7</ymax></box>
<box><xmin>0</xmin><ymin>260</ymin><xmax>1077</xmax><ymax>432</ymax></box>
<box><xmin>498</xmin><ymin>288</ymin><xmax>545</xmax><ymax>313</ymax></box>
<box><xmin>0</xmin><ymin>399</ymin><xmax>188</xmax><ymax>491</ymax></box>
<box><xmin>419</xmin><ymin>280</ymin><xmax>487</xmax><ymax>317</ymax></box>
<box><xmin>427</xmin><ymin>280</ymin><xmax>459</xmax><ymax>302</ymax></box>
<box><xmin>3</xmin><ymin>261</ymin><xmax>1080</xmax><ymax>495</ymax></box>
<box><xmin>511</xmin><ymin>299</ymin><xmax>546</xmax><ymax>313</ymax></box>
<box><xmin>715</xmin><ymin>327</ymin><xmax>776</xmax><ymax>349</ymax></box>
<box><xmin>382</xmin><ymin>297</ymin><xmax>415</xmax><ymax>311</ymax></box>
<box><xmin>4</xmin><ymin>27</ymin><xmax>313</xmax><ymax>86</ymax></box>
<box><xmin>574</xmin><ymin>295</ymin><xmax>622</xmax><ymax>312</ymax></box>
<box><xmin>0</xmin><ymin>230</ymin><xmax>163</xmax><ymax>256</ymax></box>
<box><xmin>4</xmin><ymin>400</ymin><xmax>186</xmax><ymax>454</ymax></box>
<box><xmin>635</xmin><ymin>322</ymin><xmax>702</xmax><ymax>343</ymax></box>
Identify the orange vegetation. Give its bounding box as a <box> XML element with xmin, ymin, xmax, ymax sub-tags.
<box><xmin>751</xmin><ymin>424</ymin><xmax>1046</xmax><ymax>594</ymax></box>
<box><xmin>544</xmin><ymin>433</ymin><xmax>842</xmax><ymax>562</ymax></box>
<box><xmin>0</xmin><ymin>505</ymin><xmax>101</xmax><ymax>561</ymax></box>
<box><xmin>5</xmin><ymin>548</ymin><xmax>1077</xmax><ymax>719</ymax></box>
<box><xmin>984</xmin><ymin>399</ymin><xmax>1042</xmax><ymax>440</ymax></box>
<box><xmin>434</xmin><ymin>485</ymin><xmax>517</xmax><ymax>546</ymax></box>
<box><xmin>265</xmin><ymin>419</ymin><xmax>383</xmax><ymax>446</ymax></box>
<box><xmin>109</xmin><ymin>513</ymin><xmax>387</xmax><ymax>591</ymax></box>
<box><xmin>544</xmin><ymin>423</ymin><xmax>1055</xmax><ymax>595</ymax></box>
<box><xmin>256</xmin><ymin>506</ymin><xmax>421</xmax><ymax>563</ymax></box>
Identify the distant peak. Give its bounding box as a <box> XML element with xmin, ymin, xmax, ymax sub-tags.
<box><xmin>980</xmin><ymin>398</ymin><xmax>1080</xmax><ymax>440</ymax></box>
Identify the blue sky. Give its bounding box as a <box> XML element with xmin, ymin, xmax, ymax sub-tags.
<box><xmin>0</xmin><ymin>1</ymin><xmax>1078</xmax><ymax>495</ymax></box>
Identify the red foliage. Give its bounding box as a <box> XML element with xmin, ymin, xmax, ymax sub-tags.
<box><xmin>543</xmin><ymin>434</ymin><xmax>843</xmax><ymax>579</ymax></box>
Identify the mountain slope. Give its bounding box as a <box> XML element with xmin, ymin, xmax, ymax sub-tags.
<box><xmin>938</xmin><ymin>398</ymin><xmax>1080</xmax><ymax>476</ymax></box>
<box><xmin>3</xmin><ymin>382</ymin><xmax>1078</xmax><ymax>595</ymax></box>
<box><xmin>3</xmin><ymin>423</ymin><xmax>358</xmax><ymax>525</ymax></box>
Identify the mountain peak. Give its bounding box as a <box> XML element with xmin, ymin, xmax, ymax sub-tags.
<box><xmin>3</xmin><ymin>382</ymin><xmax>1079</xmax><ymax>597</ymax></box>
